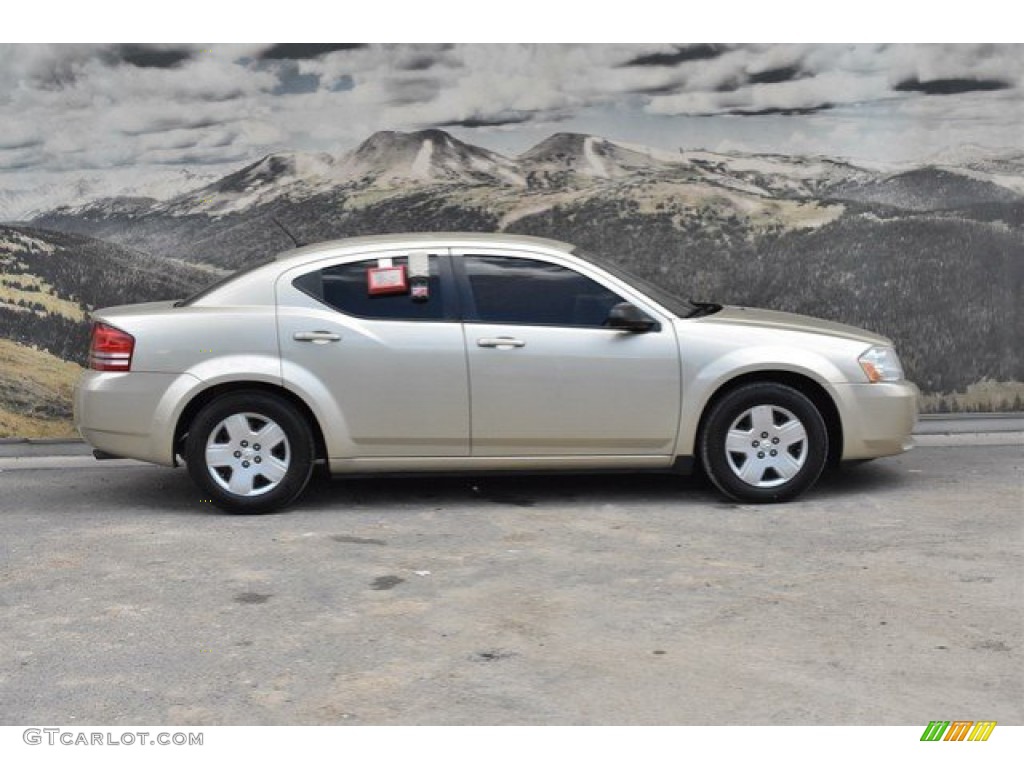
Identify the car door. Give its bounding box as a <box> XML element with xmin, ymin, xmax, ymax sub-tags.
<box><xmin>456</xmin><ymin>249</ymin><xmax>681</xmax><ymax>457</ymax></box>
<box><xmin>276</xmin><ymin>250</ymin><xmax>469</xmax><ymax>458</ymax></box>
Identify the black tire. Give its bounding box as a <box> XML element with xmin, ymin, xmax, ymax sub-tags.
<box><xmin>699</xmin><ymin>382</ymin><xmax>828</xmax><ymax>503</ymax></box>
<box><xmin>185</xmin><ymin>391</ymin><xmax>315</xmax><ymax>514</ymax></box>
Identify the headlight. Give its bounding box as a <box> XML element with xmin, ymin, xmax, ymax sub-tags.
<box><xmin>858</xmin><ymin>346</ymin><xmax>904</xmax><ymax>383</ymax></box>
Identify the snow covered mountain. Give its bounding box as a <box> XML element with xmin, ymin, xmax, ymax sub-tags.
<box><xmin>675</xmin><ymin>150</ymin><xmax>879</xmax><ymax>198</ymax></box>
<box><xmin>338</xmin><ymin>129</ymin><xmax>525</xmax><ymax>187</ymax></box>
<box><xmin>43</xmin><ymin>130</ymin><xmax>530</xmax><ymax>221</ymax></box>
<box><xmin>830</xmin><ymin>167</ymin><xmax>1023</xmax><ymax>211</ymax></box>
<box><xmin>155</xmin><ymin>151</ymin><xmax>338</xmax><ymax>216</ymax></box>
<box><xmin>519</xmin><ymin>132</ymin><xmax>677</xmax><ymax>184</ymax></box>
<box><xmin>27</xmin><ymin>129</ymin><xmax>855</xmax><ymax>224</ymax></box>
<box><xmin>28</xmin><ymin>128</ymin><xmax>1024</xmax><ymax>278</ymax></box>
<box><xmin>27</xmin><ymin>129</ymin><xmax>1024</xmax><ymax>227</ymax></box>
<box><xmin>0</xmin><ymin>167</ymin><xmax>221</xmax><ymax>222</ymax></box>
<box><xmin>922</xmin><ymin>147</ymin><xmax>1024</xmax><ymax>195</ymax></box>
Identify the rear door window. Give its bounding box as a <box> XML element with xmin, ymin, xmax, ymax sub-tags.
<box><xmin>293</xmin><ymin>254</ymin><xmax>453</xmax><ymax>321</ymax></box>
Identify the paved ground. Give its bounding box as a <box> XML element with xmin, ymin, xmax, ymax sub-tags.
<box><xmin>0</xmin><ymin>440</ymin><xmax>1020</xmax><ymax>725</ymax></box>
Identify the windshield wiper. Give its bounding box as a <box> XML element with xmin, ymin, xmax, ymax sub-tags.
<box><xmin>686</xmin><ymin>301</ymin><xmax>722</xmax><ymax>318</ymax></box>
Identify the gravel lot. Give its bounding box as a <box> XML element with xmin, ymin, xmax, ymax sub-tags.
<box><xmin>0</xmin><ymin>443</ymin><xmax>1020</xmax><ymax>725</ymax></box>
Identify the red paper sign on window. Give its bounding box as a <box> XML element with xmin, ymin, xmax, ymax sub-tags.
<box><xmin>367</xmin><ymin>265</ymin><xmax>408</xmax><ymax>295</ymax></box>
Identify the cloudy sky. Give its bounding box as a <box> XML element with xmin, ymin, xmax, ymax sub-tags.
<box><xmin>1</xmin><ymin>43</ymin><xmax>1022</xmax><ymax>210</ymax></box>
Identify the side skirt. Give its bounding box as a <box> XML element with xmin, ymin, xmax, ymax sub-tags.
<box><xmin>328</xmin><ymin>454</ymin><xmax>685</xmax><ymax>475</ymax></box>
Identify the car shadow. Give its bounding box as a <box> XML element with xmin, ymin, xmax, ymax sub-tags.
<box><xmin>93</xmin><ymin>458</ymin><xmax>913</xmax><ymax>515</ymax></box>
<box><xmin>293</xmin><ymin>469</ymin><xmax>723</xmax><ymax>512</ymax></box>
<box><xmin>293</xmin><ymin>458</ymin><xmax>914</xmax><ymax>513</ymax></box>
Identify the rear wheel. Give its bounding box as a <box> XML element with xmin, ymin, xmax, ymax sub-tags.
<box><xmin>185</xmin><ymin>391</ymin><xmax>314</xmax><ymax>513</ymax></box>
<box><xmin>700</xmin><ymin>382</ymin><xmax>828</xmax><ymax>503</ymax></box>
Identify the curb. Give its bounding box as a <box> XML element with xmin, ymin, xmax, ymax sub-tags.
<box><xmin>0</xmin><ymin>437</ymin><xmax>85</xmax><ymax>445</ymax></box>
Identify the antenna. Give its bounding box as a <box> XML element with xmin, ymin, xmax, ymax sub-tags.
<box><xmin>270</xmin><ymin>216</ymin><xmax>303</xmax><ymax>248</ymax></box>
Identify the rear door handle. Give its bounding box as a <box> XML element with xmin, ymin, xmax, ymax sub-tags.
<box><xmin>293</xmin><ymin>331</ymin><xmax>341</xmax><ymax>344</ymax></box>
<box><xmin>477</xmin><ymin>337</ymin><xmax>526</xmax><ymax>349</ymax></box>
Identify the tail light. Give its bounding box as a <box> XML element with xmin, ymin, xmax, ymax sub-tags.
<box><xmin>89</xmin><ymin>322</ymin><xmax>135</xmax><ymax>371</ymax></box>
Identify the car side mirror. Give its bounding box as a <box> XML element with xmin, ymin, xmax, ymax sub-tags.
<box><xmin>606</xmin><ymin>302</ymin><xmax>658</xmax><ymax>333</ymax></box>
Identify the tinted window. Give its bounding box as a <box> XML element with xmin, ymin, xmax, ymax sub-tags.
<box><xmin>571</xmin><ymin>246</ymin><xmax>700</xmax><ymax>318</ymax></box>
<box><xmin>464</xmin><ymin>255</ymin><xmax>624</xmax><ymax>327</ymax></box>
<box><xmin>293</xmin><ymin>255</ymin><xmax>446</xmax><ymax>321</ymax></box>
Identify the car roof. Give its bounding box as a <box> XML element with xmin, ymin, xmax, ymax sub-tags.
<box><xmin>185</xmin><ymin>233</ymin><xmax>578</xmax><ymax>308</ymax></box>
<box><xmin>273</xmin><ymin>232</ymin><xmax>574</xmax><ymax>267</ymax></box>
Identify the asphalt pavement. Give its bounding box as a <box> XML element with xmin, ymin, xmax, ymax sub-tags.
<box><xmin>0</xmin><ymin>420</ymin><xmax>1020</xmax><ymax>725</ymax></box>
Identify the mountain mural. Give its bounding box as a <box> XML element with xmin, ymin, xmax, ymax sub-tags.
<box><xmin>3</xmin><ymin>128</ymin><xmax>1023</xmax><ymax>434</ymax></box>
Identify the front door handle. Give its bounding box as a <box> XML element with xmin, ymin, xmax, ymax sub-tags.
<box><xmin>293</xmin><ymin>330</ymin><xmax>341</xmax><ymax>344</ymax></box>
<box><xmin>477</xmin><ymin>337</ymin><xmax>526</xmax><ymax>349</ymax></box>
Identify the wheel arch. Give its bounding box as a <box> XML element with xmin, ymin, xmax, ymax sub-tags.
<box><xmin>695</xmin><ymin>370</ymin><xmax>844</xmax><ymax>469</ymax></box>
<box><xmin>172</xmin><ymin>381</ymin><xmax>327</xmax><ymax>467</ymax></box>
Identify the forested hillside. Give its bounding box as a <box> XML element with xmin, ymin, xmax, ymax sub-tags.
<box><xmin>9</xmin><ymin>130</ymin><xmax>1022</xmax><ymax>435</ymax></box>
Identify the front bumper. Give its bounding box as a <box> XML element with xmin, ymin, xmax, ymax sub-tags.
<box><xmin>833</xmin><ymin>380</ymin><xmax>919</xmax><ymax>460</ymax></box>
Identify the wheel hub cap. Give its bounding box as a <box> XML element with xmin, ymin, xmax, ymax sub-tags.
<box><xmin>725</xmin><ymin>405</ymin><xmax>807</xmax><ymax>488</ymax></box>
<box><xmin>204</xmin><ymin>412</ymin><xmax>290</xmax><ymax>497</ymax></box>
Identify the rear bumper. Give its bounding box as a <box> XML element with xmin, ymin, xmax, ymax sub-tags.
<box><xmin>73</xmin><ymin>370</ymin><xmax>200</xmax><ymax>467</ymax></box>
<box><xmin>834</xmin><ymin>380</ymin><xmax>919</xmax><ymax>460</ymax></box>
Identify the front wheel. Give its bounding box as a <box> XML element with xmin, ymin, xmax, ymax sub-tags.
<box><xmin>185</xmin><ymin>391</ymin><xmax>315</xmax><ymax>514</ymax></box>
<box><xmin>699</xmin><ymin>382</ymin><xmax>828</xmax><ymax>503</ymax></box>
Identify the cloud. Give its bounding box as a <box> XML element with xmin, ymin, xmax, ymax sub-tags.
<box><xmin>384</xmin><ymin>76</ymin><xmax>442</xmax><ymax>105</ymax></box>
<box><xmin>118</xmin><ymin>115</ymin><xmax>225</xmax><ymax>137</ymax></box>
<box><xmin>649</xmin><ymin>69</ymin><xmax>890</xmax><ymax>117</ymax></box>
<box><xmin>143</xmin><ymin>148</ymin><xmax>252</xmax><ymax>167</ymax></box>
<box><xmin>0</xmin><ymin>43</ymin><xmax>1021</xmax><ymax>185</ymax></box>
<box><xmin>0</xmin><ymin>141</ymin><xmax>47</xmax><ymax>169</ymax></box>
<box><xmin>270</xmin><ymin>62</ymin><xmax>320</xmax><ymax>95</ymax></box>
<box><xmin>645</xmin><ymin>44</ymin><xmax>1023</xmax><ymax>117</ymax></box>
<box><xmin>0</xmin><ymin>44</ymin><xmax>95</xmax><ymax>91</ymax></box>
<box><xmin>440</xmin><ymin>111</ymin><xmax>537</xmax><ymax>128</ymax></box>
<box><xmin>396</xmin><ymin>53</ymin><xmax>445</xmax><ymax>72</ymax></box>
<box><xmin>893</xmin><ymin>77</ymin><xmax>1012</xmax><ymax>95</ymax></box>
<box><xmin>392</xmin><ymin>45</ymin><xmax>459</xmax><ymax>72</ymax></box>
<box><xmin>747</xmin><ymin>66</ymin><xmax>806</xmax><ymax>86</ymax></box>
<box><xmin>328</xmin><ymin>75</ymin><xmax>355</xmax><ymax>92</ymax></box>
<box><xmin>725</xmin><ymin>104</ymin><xmax>833</xmax><ymax>117</ymax></box>
<box><xmin>0</xmin><ymin>135</ymin><xmax>43</xmax><ymax>150</ymax></box>
<box><xmin>621</xmin><ymin>44</ymin><xmax>729</xmax><ymax>67</ymax></box>
<box><xmin>258</xmin><ymin>44</ymin><xmax>367</xmax><ymax>61</ymax></box>
<box><xmin>105</xmin><ymin>44</ymin><xmax>194</xmax><ymax>69</ymax></box>
<box><xmin>886</xmin><ymin>43</ymin><xmax>1021</xmax><ymax>86</ymax></box>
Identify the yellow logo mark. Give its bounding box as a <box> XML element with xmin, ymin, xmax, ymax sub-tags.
<box><xmin>967</xmin><ymin>721</ymin><xmax>997</xmax><ymax>741</ymax></box>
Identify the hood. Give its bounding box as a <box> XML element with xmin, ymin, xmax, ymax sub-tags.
<box><xmin>697</xmin><ymin>306</ymin><xmax>892</xmax><ymax>346</ymax></box>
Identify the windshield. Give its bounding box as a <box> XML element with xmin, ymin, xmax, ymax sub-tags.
<box><xmin>572</xmin><ymin>246</ymin><xmax>701</xmax><ymax>318</ymax></box>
